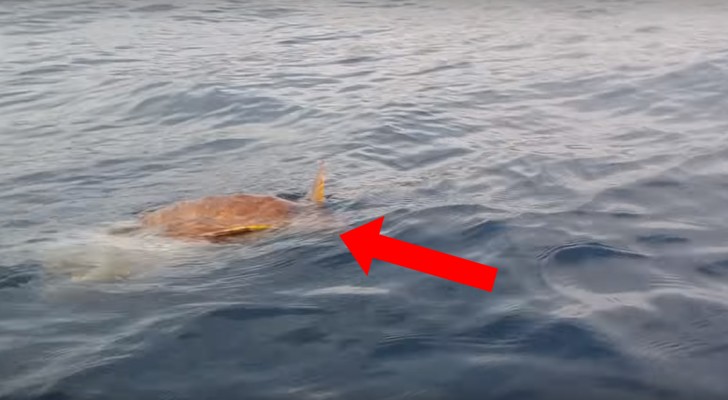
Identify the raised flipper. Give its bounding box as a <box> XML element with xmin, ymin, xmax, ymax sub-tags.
<box><xmin>200</xmin><ymin>224</ymin><xmax>273</xmax><ymax>238</ymax></box>
<box><xmin>309</xmin><ymin>160</ymin><xmax>326</xmax><ymax>205</ymax></box>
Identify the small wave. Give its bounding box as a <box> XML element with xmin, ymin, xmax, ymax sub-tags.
<box><xmin>301</xmin><ymin>285</ymin><xmax>390</xmax><ymax>296</ymax></box>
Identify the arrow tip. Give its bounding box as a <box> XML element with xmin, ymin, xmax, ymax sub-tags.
<box><xmin>340</xmin><ymin>216</ymin><xmax>385</xmax><ymax>275</ymax></box>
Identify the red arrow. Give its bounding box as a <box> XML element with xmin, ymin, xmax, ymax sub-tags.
<box><xmin>340</xmin><ymin>216</ymin><xmax>499</xmax><ymax>292</ymax></box>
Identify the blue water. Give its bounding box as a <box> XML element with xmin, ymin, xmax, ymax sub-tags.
<box><xmin>3</xmin><ymin>0</ymin><xmax>728</xmax><ymax>399</ymax></box>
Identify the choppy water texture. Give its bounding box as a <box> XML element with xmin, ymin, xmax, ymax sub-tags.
<box><xmin>3</xmin><ymin>0</ymin><xmax>728</xmax><ymax>399</ymax></box>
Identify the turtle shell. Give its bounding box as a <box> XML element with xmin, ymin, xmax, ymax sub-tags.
<box><xmin>140</xmin><ymin>194</ymin><xmax>297</xmax><ymax>239</ymax></box>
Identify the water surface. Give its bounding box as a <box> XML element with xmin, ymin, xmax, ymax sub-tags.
<box><xmin>3</xmin><ymin>1</ymin><xmax>728</xmax><ymax>399</ymax></box>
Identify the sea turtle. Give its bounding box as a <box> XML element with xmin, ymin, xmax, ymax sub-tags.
<box><xmin>41</xmin><ymin>163</ymin><xmax>328</xmax><ymax>283</ymax></box>
<box><xmin>138</xmin><ymin>161</ymin><xmax>327</xmax><ymax>241</ymax></box>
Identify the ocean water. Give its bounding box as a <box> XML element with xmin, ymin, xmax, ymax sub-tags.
<box><xmin>2</xmin><ymin>0</ymin><xmax>728</xmax><ymax>399</ymax></box>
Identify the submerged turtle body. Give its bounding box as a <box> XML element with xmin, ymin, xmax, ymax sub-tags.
<box><xmin>139</xmin><ymin>162</ymin><xmax>326</xmax><ymax>241</ymax></box>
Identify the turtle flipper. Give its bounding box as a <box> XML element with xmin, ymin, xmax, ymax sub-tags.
<box><xmin>201</xmin><ymin>224</ymin><xmax>273</xmax><ymax>238</ymax></box>
<box><xmin>309</xmin><ymin>160</ymin><xmax>326</xmax><ymax>205</ymax></box>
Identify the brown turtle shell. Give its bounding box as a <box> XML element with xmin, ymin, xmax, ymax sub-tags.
<box><xmin>140</xmin><ymin>194</ymin><xmax>297</xmax><ymax>240</ymax></box>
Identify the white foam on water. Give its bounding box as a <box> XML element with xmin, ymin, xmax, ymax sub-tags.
<box><xmin>40</xmin><ymin>221</ymin><xmax>209</xmax><ymax>283</ymax></box>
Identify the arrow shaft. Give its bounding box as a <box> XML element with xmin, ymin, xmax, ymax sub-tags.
<box><xmin>376</xmin><ymin>235</ymin><xmax>498</xmax><ymax>291</ymax></box>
